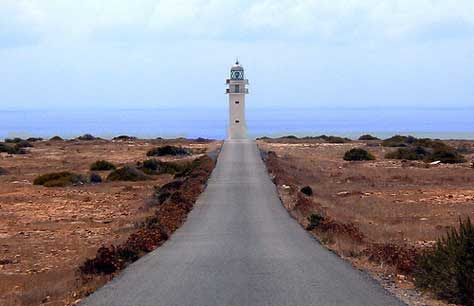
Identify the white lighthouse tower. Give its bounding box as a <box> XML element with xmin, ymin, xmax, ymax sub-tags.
<box><xmin>226</xmin><ymin>60</ymin><xmax>249</xmax><ymax>139</ymax></box>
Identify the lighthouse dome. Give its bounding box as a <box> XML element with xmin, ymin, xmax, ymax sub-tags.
<box><xmin>231</xmin><ymin>61</ymin><xmax>244</xmax><ymax>71</ymax></box>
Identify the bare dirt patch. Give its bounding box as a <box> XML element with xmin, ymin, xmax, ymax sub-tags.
<box><xmin>258</xmin><ymin>138</ymin><xmax>474</xmax><ymax>305</ymax></box>
<box><xmin>0</xmin><ymin>138</ymin><xmax>221</xmax><ymax>305</ymax></box>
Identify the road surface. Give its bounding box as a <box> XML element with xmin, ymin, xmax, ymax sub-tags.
<box><xmin>81</xmin><ymin>139</ymin><xmax>403</xmax><ymax>306</ymax></box>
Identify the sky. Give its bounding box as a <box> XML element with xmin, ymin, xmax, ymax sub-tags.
<box><xmin>0</xmin><ymin>0</ymin><xmax>473</xmax><ymax>110</ymax></box>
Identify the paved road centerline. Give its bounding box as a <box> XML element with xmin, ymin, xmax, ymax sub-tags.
<box><xmin>81</xmin><ymin>139</ymin><xmax>403</xmax><ymax>306</ymax></box>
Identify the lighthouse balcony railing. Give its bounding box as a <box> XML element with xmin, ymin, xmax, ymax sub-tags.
<box><xmin>226</xmin><ymin>79</ymin><xmax>249</xmax><ymax>84</ymax></box>
<box><xmin>226</xmin><ymin>88</ymin><xmax>249</xmax><ymax>94</ymax></box>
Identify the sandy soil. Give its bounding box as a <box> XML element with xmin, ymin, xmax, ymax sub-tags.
<box><xmin>258</xmin><ymin>138</ymin><xmax>474</xmax><ymax>305</ymax></box>
<box><xmin>0</xmin><ymin>138</ymin><xmax>221</xmax><ymax>306</ymax></box>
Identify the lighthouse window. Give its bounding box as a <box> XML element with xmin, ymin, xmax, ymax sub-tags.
<box><xmin>235</xmin><ymin>101</ymin><xmax>239</xmax><ymax>104</ymax></box>
<box><xmin>235</xmin><ymin>120</ymin><xmax>240</xmax><ymax>123</ymax></box>
<box><xmin>235</xmin><ymin>85</ymin><xmax>240</xmax><ymax>92</ymax></box>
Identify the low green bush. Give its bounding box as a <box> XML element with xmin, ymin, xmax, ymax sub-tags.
<box><xmin>306</xmin><ymin>135</ymin><xmax>352</xmax><ymax>143</ymax></box>
<box><xmin>34</xmin><ymin>172</ymin><xmax>86</xmax><ymax>187</ymax></box>
<box><xmin>77</xmin><ymin>134</ymin><xmax>97</xmax><ymax>141</ymax></box>
<box><xmin>385</xmin><ymin>147</ymin><xmax>429</xmax><ymax>160</ymax></box>
<box><xmin>138</xmin><ymin>159</ymin><xmax>190</xmax><ymax>175</ymax></box>
<box><xmin>49</xmin><ymin>136</ymin><xmax>63</xmax><ymax>141</ymax></box>
<box><xmin>325</xmin><ymin>136</ymin><xmax>352</xmax><ymax>143</ymax></box>
<box><xmin>4</xmin><ymin>137</ymin><xmax>24</xmax><ymax>143</ymax></box>
<box><xmin>27</xmin><ymin>137</ymin><xmax>43</xmax><ymax>142</ymax></box>
<box><xmin>385</xmin><ymin>146</ymin><xmax>465</xmax><ymax>164</ymax></box>
<box><xmin>382</xmin><ymin>135</ymin><xmax>416</xmax><ymax>147</ymax></box>
<box><xmin>146</xmin><ymin>145</ymin><xmax>191</xmax><ymax>157</ymax></box>
<box><xmin>359</xmin><ymin>134</ymin><xmax>379</xmax><ymax>140</ymax></box>
<box><xmin>426</xmin><ymin>148</ymin><xmax>466</xmax><ymax>164</ymax></box>
<box><xmin>281</xmin><ymin>135</ymin><xmax>299</xmax><ymax>139</ymax></box>
<box><xmin>343</xmin><ymin>148</ymin><xmax>375</xmax><ymax>161</ymax></box>
<box><xmin>415</xmin><ymin>218</ymin><xmax>474</xmax><ymax>305</ymax></box>
<box><xmin>113</xmin><ymin>135</ymin><xmax>137</xmax><ymax>141</ymax></box>
<box><xmin>0</xmin><ymin>143</ymin><xmax>26</xmax><ymax>154</ymax></box>
<box><xmin>107</xmin><ymin>166</ymin><xmax>151</xmax><ymax>181</ymax></box>
<box><xmin>14</xmin><ymin>140</ymin><xmax>33</xmax><ymax>148</ymax></box>
<box><xmin>90</xmin><ymin>160</ymin><xmax>116</xmax><ymax>171</ymax></box>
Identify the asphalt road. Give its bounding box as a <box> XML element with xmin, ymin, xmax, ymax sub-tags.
<box><xmin>81</xmin><ymin>139</ymin><xmax>403</xmax><ymax>306</ymax></box>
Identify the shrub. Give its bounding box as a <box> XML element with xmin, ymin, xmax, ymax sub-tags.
<box><xmin>79</xmin><ymin>246</ymin><xmax>120</xmax><ymax>275</ymax></box>
<box><xmin>457</xmin><ymin>144</ymin><xmax>474</xmax><ymax>154</ymax></box>
<box><xmin>153</xmin><ymin>180</ymin><xmax>184</xmax><ymax>205</ymax></box>
<box><xmin>194</xmin><ymin>137</ymin><xmax>212</xmax><ymax>143</ymax></box>
<box><xmin>300</xmin><ymin>186</ymin><xmax>313</xmax><ymax>196</ymax></box>
<box><xmin>27</xmin><ymin>137</ymin><xmax>43</xmax><ymax>142</ymax></box>
<box><xmin>359</xmin><ymin>134</ymin><xmax>379</xmax><ymax>140</ymax></box>
<box><xmin>77</xmin><ymin>134</ymin><xmax>97</xmax><ymax>141</ymax></box>
<box><xmin>0</xmin><ymin>143</ymin><xmax>26</xmax><ymax>154</ymax></box>
<box><xmin>113</xmin><ymin>135</ymin><xmax>137</xmax><ymax>141</ymax></box>
<box><xmin>49</xmin><ymin>136</ymin><xmax>63</xmax><ymax>141</ymax></box>
<box><xmin>282</xmin><ymin>135</ymin><xmax>299</xmax><ymax>139</ymax></box>
<box><xmin>138</xmin><ymin>159</ymin><xmax>189</xmax><ymax>175</ymax></box>
<box><xmin>4</xmin><ymin>137</ymin><xmax>24</xmax><ymax>143</ymax></box>
<box><xmin>343</xmin><ymin>148</ymin><xmax>375</xmax><ymax>161</ymax></box>
<box><xmin>382</xmin><ymin>135</ymin><xmax>416</xmax><ymax>147</ymax></box>
<box><xmin>0</xmin><ymin>167</ymin><xmax>7</xmax><ymax>175</ymax></box>
<box><xmin>107</xmin><ymin>166</ymin><xmax>151</xmax><ymax>181</ymax></box>
<box><xmin>415</xmin><ymin>218</ymin><xmax>474</xmax><ymax>305</ymax></box>
<box><xmin>426</xmin><ymin>148</ymin><xmax>466</xmax><ymax>164</ymax></box>
<box><xmin>14</xmin><ymin>140</ymin><xmax>33</xmax><ymax>148</ymax></box>
<box><xmin>89</xmin><ymin>172</ymin><xmax>102</xmax><ymax>183</ymax></box>
<box><xmin>307</xmin><ymin>213</ymin><xmax>325</xmax><ymax>230</ymax></box>
<box><xmin>33</xmin><ymin>172</ymin><xmax>86</xmax><ymax>187</ymax></box>
<box><xmin>90</xmin><ymin>160</ymin><xmax>116</xmax><ymax>171</ymax></box>
<box><xmin>385</xmin><ymin>147</ymin><xmax>429</xmax><ymax>160</ymax></box>
<box><xmin>146</xmin><ymin>145</ymin><xmax>191</xmax><ymax>157</ymax></box>
<box><xmin>325</xmin><ymin>136</ymin><xmax>352</xmax><ymax>143</ymax></box>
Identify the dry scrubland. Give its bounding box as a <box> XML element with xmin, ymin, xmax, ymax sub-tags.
<box><xmin>0</xmin><ymin>137</ymin><xmax>220</xmax><ymax>306</ymax></box>
<box><xmin>259</xmin><ymin>136</ymin><xmax>474</xmax><ymax>305</ymax></box>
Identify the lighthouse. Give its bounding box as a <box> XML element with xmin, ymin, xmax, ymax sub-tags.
<box><xmin>226</xmin><ymin>60</ymin><xmax>249</xmax><ymax>139</ymax></box>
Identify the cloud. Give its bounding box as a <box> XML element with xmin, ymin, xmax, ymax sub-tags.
<box><xmin>1</xmin><ymin>0</ymin><xmax>473</xmax><ymax>46</ymax></box>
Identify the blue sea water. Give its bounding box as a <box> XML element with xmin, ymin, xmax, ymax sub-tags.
<box><xmin>1</xmin><ymin>107</ymin><xmax>473</xmax><ymax>140</ymax></box>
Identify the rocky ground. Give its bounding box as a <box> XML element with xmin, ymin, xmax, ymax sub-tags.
<box><xmin>258</xmin><ymin>137</ymin><xmax>474</xmax><ymax>306</ymax></box>
<box><xmin>0</xmin><ymin>138</ymin><xmax>221</xmax><ymax>306</ymax></box>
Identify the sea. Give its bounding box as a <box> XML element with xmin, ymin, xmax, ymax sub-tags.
<box><xmin>1</xmin><ymin>107</ymin><xmax>473</xmax><ymax>140</ymax></box>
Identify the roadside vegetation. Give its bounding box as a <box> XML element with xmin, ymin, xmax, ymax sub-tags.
<box><xmin>80</xmin><ymin>155</ymin><xmax>216</xmax><ymax>277</ymax></box>
<box><xmin>415</xmin><ymin>218</ymin><xmax>474</xmax><ymax>305</ymax></box>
